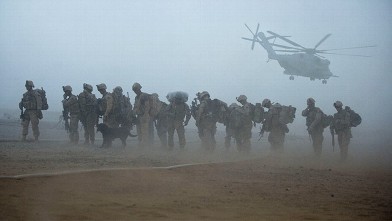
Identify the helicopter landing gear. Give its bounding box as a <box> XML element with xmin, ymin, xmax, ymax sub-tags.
<box><xmin>289</xmin><ymin>75</ymin><xmax>294</xmax><ymax>80</ymax></box>
<box><xmin>322</xmin><ymin>79</ymin><xmax>327</xmax><ymax>84</ymax></box>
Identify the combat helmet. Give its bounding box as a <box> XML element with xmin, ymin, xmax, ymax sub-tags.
<box><xmin>83</xmin><ymin>83</ymin><xmax>93</xmax><ymax>91</ymax></box>
<box><xmin>307</xmin><ymin>98</ymin><xmax>315</xmax><ymax>104</ymax></box>
<box><xmin>236</xmin><ymin>95</ymin><xmax>247</xmax><ymax>102</ymax></box>
<box><xmin>113</xmin><ymin>86</ymin><xmax>123</xmax><ymax>94</ymax></box>
<box><xmin>96</xmin><ymin>83</ymin><xmax>107</xmax><ymax>91</ymax></box>
<box><xmin>62</xmin><ymin>85</ymin><xmax>72</xmax><ymax>92</ymax></box>
<box><xmin>199</xmin><ymin>91</ymin><xmax>210</xmax><ymax>100</ymax></box>
<box><xmin>229</xmin><ymin>103</ymin><xmax>239</xmax><ymax>109</ymax></box>
<box><xmin>132</xmin><ymin>82</ymin><xmax>142</xmax><ymax>91</ymax></box>
<box><xmin>306</xmin><ymin>97</ymin><xmax>316</xmax><ymax>103</ymax></box>
<box><xmin>334</xmin><ymin>101</ymin><xmax>343</xmax><ymax>108</ymax></box>
<box><xmin>25</xmin><ymin>80</ymin><xmax>34</xmax><ymax>88</ymax></box>
<box><xmin>262</xmin><ymin>98</ymin><xmax>271</xmax><ymax>108</ymax></box>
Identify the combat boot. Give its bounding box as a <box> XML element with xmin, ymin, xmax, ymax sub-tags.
<box><xmin>21</xmin><ymin>135</ymin><xmax>27</xmax><ymax>142</ymax></box>
<box><xmin>34</xmin><ymin>136</ymin><xmax>39</xmax><ymax>142</ymax></box>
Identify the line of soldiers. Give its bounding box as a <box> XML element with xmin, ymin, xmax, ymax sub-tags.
<box><xmin>302</xmin><ymin>98</ymin><xmax>360</xmax><ymax>161</ymax></box>
<box><xmin>19</xmin><ymin>80</ymin><xmax>360</xmax><ymax>160</ymax></box>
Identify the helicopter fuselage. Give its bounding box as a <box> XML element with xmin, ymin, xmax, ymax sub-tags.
<box><xmin>274</xmin><ymin>53</ymin><xmax>333</xmax><ymax>80</ymax></box>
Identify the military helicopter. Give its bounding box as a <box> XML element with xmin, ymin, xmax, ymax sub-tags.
<box><xmin>242</xmin><ymin>23</ymin><xmax>375</xmax><ymax>84</ymax></box>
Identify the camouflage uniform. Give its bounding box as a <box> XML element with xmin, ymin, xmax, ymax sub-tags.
<box><xmin>97</xmin><ymin>84</ymin><xmax>117</xmax><ymax>128</ymax></box>
<box><xmin>112</xmin><ymin>86</ymin><xmax>134</xmax><ymax>128</ymax></box>
<box><xmin>224</xmin><ymin>103</ymin><xmax>239</xmax><ymax>149</ymax></box>
<box><xmin>167</xmin><ymin>98</ymin><xmax>191</xmax><ymax>149</ymax></box>
<box><xmin>234</xmin><ymin>95</ymin><xmax>253</xmax><ymax>152</ymax></box>
<box><xmin>78</xmin><ymin>83</ymin><xmax>97</xmax><ymax>145</ymax></box>
<box><xmin>262</xmin><ymin>99</ymin><xmax>287</xmax><ymax>151</ymax></box>
<box><xmin>132</xmin><ymin>83</ymin><xmax>153</xmax><ymax>148</ymax></box>
<box><xmin>330</xmin><ymin>101</ymin><xmax>352</xmax><ymax>161</ymax></box>
<box><xmin>302</xmin><ymin>98</ymin><xmax>324</xmax><ymax>156</ymax></box>
<box><xmin>154</xmin><ymin>100</ymin><xmax>169</xmax><ymax>149</ymax></box>
<box><xmin>62</xmin><ymin>85</ymin><xmax>80</xmax><ymax>144</ymax></box>
<box><xmin>19</xmin><ymin>80</ymin><xmax>42</xmax><ymax>141</ymax></box>
<box><xmin>195</xmin><ymin>91</ymin><xmax>217</xmax><ymax>152</ymax></box>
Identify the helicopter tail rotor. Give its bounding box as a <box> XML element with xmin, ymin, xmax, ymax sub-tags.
<box><xmin>244</xmin><ymin>23</ymin><xmax>260</xmax><ymax>50</ymax></box>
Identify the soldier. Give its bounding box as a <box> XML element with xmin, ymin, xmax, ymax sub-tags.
<box><xmin>195</xmin><ymin>91</ymin><xmax>217</xmax><ymax>152</ymax></box>
<box><xmin>166</xmin><ymin>92</ymin><xmax>191</xmax><ymax>150</ymax></box>
<box><xmin>302</xmin><ymin>98</ymin><xmax>325</xmax><ymax>157</ymax></box>
<box><xmin>112</xmin><ymin>86</ymin><xmax>134</xmax><ymax>129</ymax></box>
<box><xmin>191</xmin><ymin>92</ymin><xmax>202</xmax><ymax>141</ymax></box>
<box><xmin>132</xmin><ymin>82</ymin><xmax>153</xmax><ymax>148</ymax></box>
<box><xmin>96</xmin><ymin>83</ymin><xmax>117</xmax><ymax>129</ymax></box>
<box><xmin>330</xmin><ymin>101</ymin><xmax>352</xmax><ymax>161</ymax></box>
<box><xmin>262</xmin><ymin>99</ymin><xmax>288</xmax><ymax>151</ymax></box>
<box><xmin>78</xmin><ymin>83</ymin><xmax>97</xmax><ymax>145</ymax></box>
<box><xmin>234</xmin><ymin>95</ymin><xmax>253</xmax><ymax>152</ymax></box>
<box><xmin>62</xmin><ymin>85</ymin><xmax>80</xmax><ymax>144</ymax></box>
<box><xmin>153</xmin><ymin>94</ymin><xmax>169</xmax><ymax>149</ymax></box>
<box><xmin>224</xmin><ymin>103</ymin><xmax>239</xmax><ymax>149</ymax></box>
<box><xmin>19</xmin><ymin>80</ymin><xmax>42</xmax><ymax>142</ymax></box>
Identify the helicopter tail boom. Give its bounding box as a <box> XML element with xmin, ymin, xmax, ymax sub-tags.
<box><xmin>243</xmin><ymin>23</ymin><xmax>277</xmax><ymax>60</ymax></box>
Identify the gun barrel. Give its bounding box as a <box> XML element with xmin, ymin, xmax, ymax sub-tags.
<box><xmin>331</xmin><ymin>132</ymin><xmax>335</xmax><ymax>152</ymax></box>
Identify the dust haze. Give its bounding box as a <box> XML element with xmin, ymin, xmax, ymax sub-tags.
<box><xmin>0</xmin><ymin>0</ymin><xmax>391</xmax><ymax>220</ymax></box>
<box><xmin>1</xmin><ymin>0</ymin><xmax>391</xmax><ymax>154</ymax></box>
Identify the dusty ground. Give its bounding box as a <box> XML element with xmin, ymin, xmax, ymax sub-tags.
<box><xmin>0</xmin><ymin>119</ymin><xmax>391</xmax><ymax>220</ymax></box>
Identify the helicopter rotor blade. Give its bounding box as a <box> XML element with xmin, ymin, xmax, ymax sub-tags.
<box><xmin>319</xmin><ymin>45</ymin><xmax>376</xmax><ymax>51</ymax></box>
<box><xmin>314</xmin><ymin>34</ymin><xmax>331</xmax><ymax>49</ymax></box>
<box><xmin>270</xmin><ymin>43</ymin><xmax>303</xmax><ymax>50</ymax></box>
<box><xmin>242</xmin><ymin>37</ymin><xmax>256</xmax><ymax>42</ymax></box>
<box><xmin>267</xmin><ymin>31</ymin><xmax>306</xmax><ymax>49</ymax></box>
<box><xmin>244</xmin><ymin>23</ymin><xmax>255</xmax><ymax>36</ymax></box>
<box><xmin>317</xmin><ymin>52</ymin><xmax>371</xmax><ymax>57</ymax></box>
<box><xmin>266</xmin><ymin>35</ymin><xmax>291</xmax><ymax>40</ymax></box>
<box><xmin>274</xmin><ymin>49</ymin><xmax>303</xmax><ymax>53</ymax></box>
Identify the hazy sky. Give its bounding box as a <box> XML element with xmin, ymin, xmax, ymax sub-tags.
<box><xmin>1</xmin><ymin>0</ymin><xmax>391</xmax><ymax>135</ymax></box>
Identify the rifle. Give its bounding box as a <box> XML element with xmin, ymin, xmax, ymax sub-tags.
<box><xmin>258</xmin><ymin>122</ymin><xmax>268</xmax><ymax>141</ymax></box>
<box><xmin>20</xmin><ymin>109</ymin><xmax>25</xmax><ymax>120</ymax></box>
<box><xmin>62</xmin><ymin>110</ymin><xmax>70</xmax><ymax>133</ymax></box>
<box><xmin>191</xmin><ymin>98</ymin><xmax>198</xmax><ymax>118</ymax></box>
<box><xmin>19</xmin><ymin>99</ymin><xmax>25</xmax><ymax>120</ymax></box>
<box><xmin>331</xmin><ymin>130</ymin><xmax>335</xmax><ymax>152</ymax></box>
<box><xmin>258</xmin><ymin>126</ymin><xmax>265</xmax><ymax>141</ymax></box>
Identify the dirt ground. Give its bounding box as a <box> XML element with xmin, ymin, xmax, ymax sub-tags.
<box><xmin>0</xmin><ymin>119</ymin><xmax>391</xmax><ymax>220</ymax></box>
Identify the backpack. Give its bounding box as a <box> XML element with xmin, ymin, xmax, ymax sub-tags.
<box><xmin>252</xmin><ymin>102</ymin><xmax>264</xmax><ymax>123</ymax></box>
<box><xmin>210</xmin><ymin>99</ymin><xmax>228</xmax><ymax>123</ymax></box>
<box><xmin>166</xmin><ymin>91</ymin><xmax>188</xmax><ymax>103</ymax></box>
<box><xmin>148</xmin><ymin>93</ymin><xmax>161</xmax><ymax>118</ymax></box>
<box><xmin>345</xmin><ymin>106</ymin><xmax>362</xmax><ymax>127</ymax></box>
<box><xmin>35</xmin><ymin>88</ymin><xmax>49</xmax><ymax>110</ymax></box>
<box><xmin>229</xmin><ymin>107</ymin><xmax>247</xmax><ymax>129</ymax></box>
<box><xmin>279</xmin><ymin>105</ymin><xmax>296</xmax><ymax>124</ymax></box>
